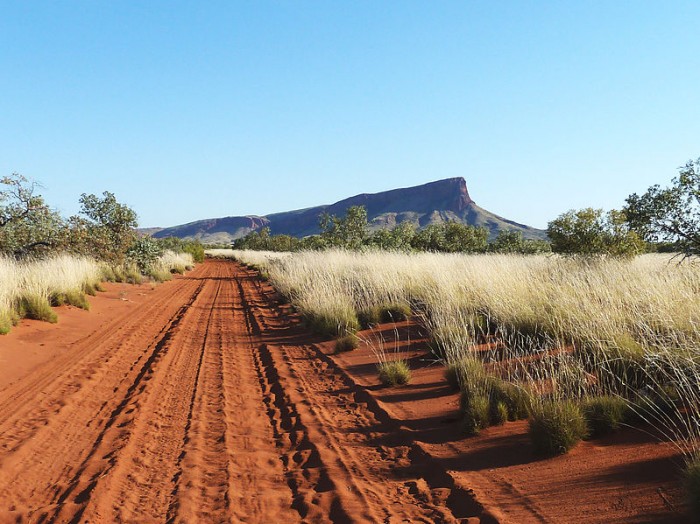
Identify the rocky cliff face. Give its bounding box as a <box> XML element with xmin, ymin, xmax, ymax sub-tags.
<box><xmin>152</xmin><ymin>178</ymin><xmax>544</xmax><ymax>242</ymax></box>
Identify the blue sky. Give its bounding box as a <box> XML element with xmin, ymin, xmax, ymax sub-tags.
<box><xmin>1</xmin><ymin>1</ymin><xmax>699</xmax><ymax>229</ymax></box>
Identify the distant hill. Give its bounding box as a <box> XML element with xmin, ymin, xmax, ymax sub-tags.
<box><xmin>150</xmin><ymin>178</ymin><xmax>546</xmax><ymax>243</ymax></box>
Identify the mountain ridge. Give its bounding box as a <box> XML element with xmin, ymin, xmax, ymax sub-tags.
<box><xmin>151</xmin><ymin>178</ymin><xmax>546</xmax><ymax>243</ymax></box>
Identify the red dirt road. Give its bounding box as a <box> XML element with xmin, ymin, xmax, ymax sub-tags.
<box><xmin>0</xmin><ymin>260</ymin><xmax>487</xmax><ymax>523</ymax></box>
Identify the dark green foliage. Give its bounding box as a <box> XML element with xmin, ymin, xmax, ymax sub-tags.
<box><xmin>685</xmin><ymin>454</ymin><xmax>700</xmax><ymax>521</ymax></box>
<box><xmin>335</xmin><ymin>334</ymin><xmax>359</xmax><ymax>352</ymax></box>
<box><xmin>411</xmin><ymin>222</ymin><xmax>488</xmax><ymax>253</ymax></box>
<box><xmin>581</xmin><ymin>396</ymin><xmax>629</xmax><ymax>438</ymax></box>
<box><xmin>379</xmin><ymin>303</ymin><xmax>411</xmax><ymax>322</ymax></box>
<box><xmin>0</xmin><ymin>173</ymin><xmax>65</xmax><ymax>257</ymax></box>
<box><xmin>304</xmin><ymin>311</ymin><xmax>360</xmax><ymax>339</ymax></box>
<box><xmin>487</xmin><ymin>378</ymin><xmax>532</xmax><ymax>421</ymax></box>
<box><xmin>319</xmin><ymin>205</ymin><xmax>368</xmax><ymax>250</ymax></box>
<box><xmin>377</xmin><ymin>360</ymin><xmax>411</xmax><ymax>386</ymax></box>
<box><xmin>460</xmin><ymin>391</ymin><xmax>490</xmax><ymax>436</ymax></box>
<box><xmin>357</xmin><ymin>306</ymin><xmax>382</xmax><ymax>329</ymax></box>
<box><xmin>366</xmin><ymin>222</ymin><xmax>416</xmax><ymax>251</ymax></box>
<box><xmin>529</xmin><ymin>400</ymin><xmax>588</xmax><ymax>456</ymax></box>
<box><xmin>625</xmin><ymin>158</ymin><xmax>700</xmax><ymax>258</ymax></box>
<box><xmin>20</xmin><ymin>295</ymin><xmax>58</xmax><ymax>323</ymax></box>
<box><xmin>490</xmin><ymin>400</ymin><xmax>509</xmax><ymax>426</ymax></box>
<box><xmin>73</xmin><ymin>191</ymin><xmax>138</xmax><ymax>265</ymax></box>
<box><xmin>50</xmin><ymin>291</ymin><xmax>90</xmax><ymax>311</ymax></box>
<box><xmin>156</xmin><ymin>237</ymin><xmax>205</xmax><ymax>262</ymax></box>
<box><xmin>489</xmin><ymin>230</ymin><xmax>552</xmax><ymax>254</ymax></box>
<box><xmin>547</xmin><ymin>208</ymin><xmax>645</xmax><ymax>258</ymax></box>
<box><xmin>127</xmin><ymin>236</ymin><xmax>163</xmax><ymax>273</ymax></box>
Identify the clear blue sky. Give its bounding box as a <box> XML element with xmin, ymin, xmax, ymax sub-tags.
<box><xmin>2</xmin><ymin>1</ymin><xmax>699</xmax><ymax>229</ymax></box>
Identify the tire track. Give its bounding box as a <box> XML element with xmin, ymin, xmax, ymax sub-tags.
<box><xmin>237</xmin><ymin>267</ymin><xmax>470</xmax><ymax>523</ymax></box>
<box><xmin>0</xmin><ymin>271</ymin><xmax>205</xmax><ymax>521</ymax></box>
<box><xmin>72</xmin><ymin>264</ymin><xmax>224</xmax><ymax>523</ymax></box>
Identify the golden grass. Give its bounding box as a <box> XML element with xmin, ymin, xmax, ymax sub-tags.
<box><xmin>0</xmin><ymin>255</ymin><xmax>103</xmax><ymax>333</ymax></box>
<box><xmin>225</xmin><ymin>249</ymin><xmax>700</xmax><ymax>458</ymax></box>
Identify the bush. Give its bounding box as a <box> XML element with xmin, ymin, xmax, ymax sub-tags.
<box><xmin>51</xmin><ymin>290</ymin><xmax>90</xmax><ymax>311</ymax></box>
<box><xmin>445</xmin><ymin>357</ymin><xmax>486</xmax><ymax>390</ymax></box>
<box><xmin>127</xmin><ymin>236</ymin><xmax>163</xmax><ymax>274</ymax></box>
<box><xmin>377</xmin><ymin>360</ymin><xmax>411</xmax><ymax>386</ymax></box>
<box><xmin>0</xmin><ymin>312</ymin><xmax>12</xmax><ymax>335</ymax></box>
<box><xmin>488</xmin><ymin>378</ymin><xmax>531</xmax><ymax>421</ymax></box>
<box><xmin>490</xmin><ymin>400</ymin><xmax>509</xmax><ymax>426</ymax></box>
<box><xmin>581</xmin><ymin>395</ymin><xmax>629</xmax><ymax>438</ymax></box>
<box><xmin>529</xmin><ymin>400</ymin><xmax>588</xmax><ymax>456</ymax></box>
<box><xmin>460</xmin><ymin>391</ymin><xmax>490</xmax><ymax>436</ymax></box>
<box><xmin>19</xmin><ymin>294</ymin><xmax>57</xmax><ymax>323</ymax></box>
<box><xmin>357</xmin><ymin>306</ymin><xmax>382</xmax><ymax>329</ymax></box>
<box><xmin>685</xmin><ymin>453</ymin><xmax>700</xmax><ymax>521</ymax></box>
<box><xmin>304</xmin><ymin>310</ymin><xmax>359</xmax><ymax>339</ymax></box>
<box><xmin>148</xmin><ymin>268</ymin><xmax>172</xmax><ymax>283</ymax></box>
<box><xmin>335</xmin><ymin>334</ymin><xmax>359</xmax><ymax>352</ymax></box>
<box><xmin>379</xmin><ymin>303</ymin><xmax>411</xmax><ymax>322</ymax></box>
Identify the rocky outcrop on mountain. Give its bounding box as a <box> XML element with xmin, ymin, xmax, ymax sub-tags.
<box><xmin>152</xmin><ymin>178</ymin><xmax>545</xmax><ymax>243</ymax></box>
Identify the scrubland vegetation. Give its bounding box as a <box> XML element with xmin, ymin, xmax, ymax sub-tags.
<box><xmin>0</xmin><ymin>174</ymin><xmax>201</xmax><ymax>333</ymax></box>
<box><xmin>222</xmin><ymin>247</ymin><xmax>700</xmax><ymax>514</ymax></box>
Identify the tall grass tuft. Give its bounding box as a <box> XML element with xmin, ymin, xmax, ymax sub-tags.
<box><xmin>0</xmin><ymin>255</ymin><xmax>103</xmax><ymax>332</ymax></box>
<box><xmin>529</xmin><ymin>399</ymin><xmax>588</xmax><ymax>456</ymax></box>
<box><xmin>224</xmin><ymin>249</ymin><xmax>700</xmax><ymax>463</ymax></box>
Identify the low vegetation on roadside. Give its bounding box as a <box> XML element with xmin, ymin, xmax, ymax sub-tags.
<box><xmin>0</xmin><ymin>174</ymin><xmax>202</xmax><ymax>333</ymax></box>
<box><xmin>223</xmin><ymin>246</ymin><xmax>700</xmax><ymax>516</ymax></box>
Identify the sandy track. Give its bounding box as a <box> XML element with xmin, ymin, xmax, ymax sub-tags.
<box><xmin>0</xmin><ymin>260</ymin><xmax>486</xmax><ymax>523</ymax></box>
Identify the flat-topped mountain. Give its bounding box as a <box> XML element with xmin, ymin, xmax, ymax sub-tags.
<box><xmin>151</xmin><ymin>178</ymin><xmax>545</xmax><ymax>243</ymax></box>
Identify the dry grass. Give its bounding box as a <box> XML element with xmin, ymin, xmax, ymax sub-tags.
<box><xmin>225</xmin><ymin>249</ymin><xmax>700</xmax><ymax>462</ymax></box>
<box><xmin>0</xmin><ymin>255</ymin><xmax>103</xmax><ymax>333</ymax></box>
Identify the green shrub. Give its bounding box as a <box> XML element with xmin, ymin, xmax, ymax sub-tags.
<box><xmin>379</xmin><ymin>303</ymin><xmax>411</xmax><ymax>322</ymax></box>
<box><xmin>304</xmin><ymin>311</ymin><xmax>359</xmax><ymax>339</ymax></box>
<box><xmin>127</xmin><ymin>236</ymin><xmax>163</xmax><ymax>274</ymax></box>
<box><xmin>581</xmin><ymin>395</ymin><xmax>629</xmax><ymax>438</ymax></box>
<box><xmin>20</xmin><ymin>295</ymin><xmax>57</xmax><ymax>323</ymax></box>
<box><xmin>685</xmin><ymin>453</ymin><xmax>700</xmax><ymax>521</ymax></box>
<box><xmin>124</xmin><ymin>264</ymin><xmax>143</xmax><ymax>284</ymax></box>
<box><xmin>335</xmin><ymin>334</ymin><xmax>359</xmax><ymax>352</ymax></box>
<box><xmin>445</xmin><ymin>357</ymin><xmax>486</xmax><ymax>390</ymax></box>
<box><xmin>529</xmin><ymin>400</ymin><xmax>588</xmax><ymax>456</ymax></box>
<box><xmin>0</xmin><ymin>312</ymin><xmax>12</xmax><ymax>335</ymax></box>
<box><xmin>377</xmin><ymin>360</ymin><xmax>411</xmax><ymax>386</ymax></box>
<box><xmin>357</xmin><ymin>306</ymin><xmax>382</xmax><ymax>329</ymax></box>
<box><xmin>488</xmin><ymin>378</ymin><xmax>531</xmax><ymax>421</ymax></box>
<box><xmin>460</xmin><ymin>391</ymin><xmax>490</xmax><ymax>436</ymax></box>
<box><xmin>490</xmin><ymin>400</ymin><xmax>509</xmax><ymax>426</ymax></box>
<box><xmin>149</xmin><ymin>268</ymin><xmax>172</xmax><ymax>283</ymax></box>
<box><xmin>51</xmin><ymin>291</ymin><xmax>90</xmax><ymax>311</ymax></box>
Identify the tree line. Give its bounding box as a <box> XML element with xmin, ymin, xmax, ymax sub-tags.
<box><xmin>0</xmin><ymin>174</ymin><xmax>204</xmax><ymax>270</ymax></box>
<box><xmin>234</xmin><ymin>158</ymin><xmax>700</xmax><ymax>258</ymax></box>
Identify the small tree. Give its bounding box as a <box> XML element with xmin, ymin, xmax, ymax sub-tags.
<box><xmin>547</xmin><ymin>208</ymin><xmax>644</xmax><ymax>258</ymax></box>
<box><xmin>489</xmin><ymin>230</ymin><xmax>524</xmax><ymax>254</ymax></box>
<box><xmin>442</xmin><ymin>222</ymin><xmax>488</xmax><ymax>253</ymax></box>
<box><xmin>74</xmin><ymin>192</ymin><xmax>138</xmax><ymax>264</ymax></box>
<box><xmin>625</xmin><ymin>158</ymin><xmax>700</xmax><ymax>257</ymax></box>
<box><xmin>0</xmin><ymin>173</ymin><xmax>65</xmax><ymax>257</ymax></box>
<box><xmin>319</xmin><ymin>205</ymin><xmax>368</xmax><ymax>250</ymax></box>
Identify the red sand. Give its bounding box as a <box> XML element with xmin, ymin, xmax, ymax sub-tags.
<box><xmin>0</xmin><ymin>260</ymin><xmax>691</xmax><ymax>523</ymax></box>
